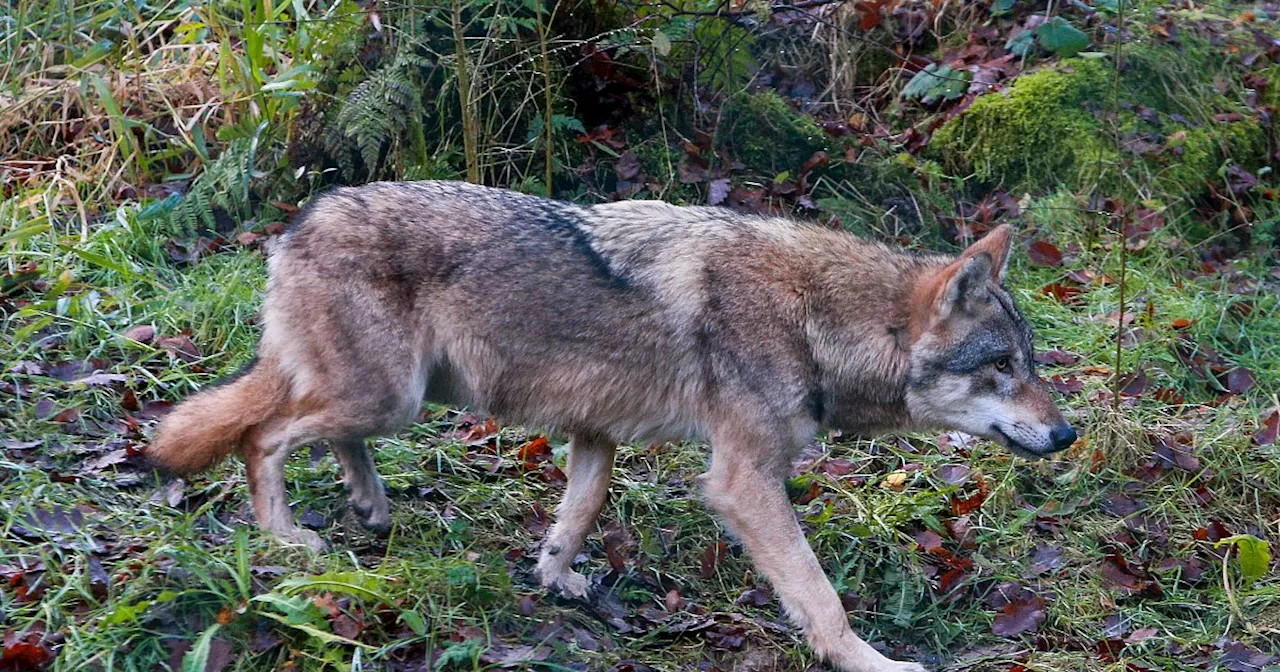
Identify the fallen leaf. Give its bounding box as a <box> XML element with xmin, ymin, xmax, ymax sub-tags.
<box><xmin>881</xmin><ymin>471</ymin><xmax>908</xmax><ymax>490</ymax></box>
<box><xmin>1</xmin><ymin>630</ymin><xmax>54</xmax><ymax>670</ymax></box>
<box><xmin>1040</xmin><ymin>283</ymin><xmax>1085</xmax><ymax>304</ymax></box>
<box><xmin>936</xmin><ymin>464</ymin><xmax>971</xmax><ymax>486</ymax></box>
<box><xmin>1102</xmin><ymin>494</ymin><xmax>1145</xmax><ymax>518</ymax></box>
<box><xmin>736</xmin><ymin>583</ymin><xmax>772</xmax><ymax>606</ymax></box>
<box><xmin>614</xmin><ymin>151</ymin><xmax>641</xmax><ymax>182</ymax></box>
<box><xmin>1035</xmin><ymin>349</ymin><xmax>1081</xmax><ymax>367</ymax></box>
<box><xmin>1048</xmin><ymin>375</ymin><xmax>1083</xmax><ymax>395</ymax></box>
<box><xmin>516</xmin><ymin>436</ymin><xmax>552</xmax><ymax>470</ymax></box>
<box><xmin>1027</xmin><ymin>240</ymin><xmax>1064</xmax><ymax>267</ymax></box>
<box><xmin>1254</xmin><ymin>409</ymin><xmax>1279</xmax><ymax>446</ymax></box>
<box><xmin>708</xmin><ymin>178</ymin><xmax>730</xmax><ymax>206</ymax></box>
<box><xmin>1224</xmin><ymin>367</ymin><xmax>1255</xmax><ymax>395</ymax></box>
<box><xmin>913</xmin><ymin>529</ymin><xmax>945</xmax><ymax>553</ymax></box>
<box><xmin>991</xmin><ymin>593</ymin><xmax>1047</xmax><ymax>637</ymax></box>
<box><xmin>157</xmin><ymin>335</ymin><xmax>201</xmax><ymax>362</ymax></box>
<box><xmin>1029</xmin><ymin>544</ymin><xmax>1065</xmax><ymax>575</ymax></box>
<box><xmin>1126</xmin><ymin>627</ymin><xmax>1158</xmax><ymax>645</ymax></box>
<box><xmin>701</xmin><ymin>541</ymin><xmax>728</xmax><ymax>578</ymax></box>
<box><xmin>1118</xmin><ymin>369</ymin><xmax>1150</xmax><ymax>397</ymax></box>
<box><xmin>951</xmin><ymin>479</ymin><xmax>989</xmax><ymax>516</ymax></box>
<box><xmin>81</xmin><ymin>448</ymin><xmax>130</xmax><ymax>474</ymax></box>
<box><xmin>121</xmin><ymin>325</ymin><xmax>156</xmax><ymax>344</ymax></box>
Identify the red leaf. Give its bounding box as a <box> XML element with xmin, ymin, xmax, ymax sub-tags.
<box><xmin>939</xmin><ymin>567</ymin><xmax>968</xmax><ymax>593</ymax></box>
<box><xmin>1048</xmin><ymin>375</ymin><xmax>1083</xmax><ymax>395</ymax></box>
<box><xmin>855</xmin><ymin>0</ymin><xmax>884</xmax><ymax>30</ymax></box>
<box><xmin>157</xmin><ymin>335</ymin><xmax>201</xmax><ymax>362</ymax></box>
<box><xmin>1</xmin><ymin>629</ymin><xmax>53</xmax><ymax>670</ymax></box>
<box><xmin>1255</xmin><ymin>409</ymin><xmax>1279</xmax><ymax>446</ymax></box>
<box><xmin>1150</xmin><ymin>388</ymin><xmax>1185</xmax><ymax>405</ymax></box>
<box><xmin>701</xmin><ymin>541</ymin><xmax>728</xmax><ymax>578</ymax></box>
<box><xmin>1040</xmin><ymin>283</ymin><xmax>1084</xmax><ymax>305</ymax></box>
<box><xmin>1170</xmin><ymin>318</ymin><xmax>1193</xmax><ymax>330</ymax></box>
<box><xmin>950</xmin><ymin>478</ymin><xmax>989</xmax><ymax>516</ymax></box>
<box><xmin>1026</xmin><ymin>240</ymin><xmax>1064</xmax><ymax>267</ymax></box>
<box><xmin>122</xmin><ymin>325</ymin><xmax>156</xmax><ymax>344</ymax></box>
<box><xmin>516</xmin><ymin>436</ymin><xmax>552</xmax><ymax>470</ymax></box>
<box><xmin>991</xmin><ymin>594</ymin><xmax>1047</xmax><ymax>637</ymax></box>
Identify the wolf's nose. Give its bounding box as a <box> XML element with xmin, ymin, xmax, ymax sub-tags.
<box><xmin>1049</xmin><ymin>424</ymin><xmax>1077</xmax><ymax>452</ymax></box>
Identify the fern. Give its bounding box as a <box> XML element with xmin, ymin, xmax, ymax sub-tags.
<box><xmin>145</xmin><ymin>135</ymin><xmax>261</xmax><ymax>237</ymax></box>
<box><xmin>325</xmin><ymin>47</ymin><xmax>432</xmax><ymax>181</ymax></box>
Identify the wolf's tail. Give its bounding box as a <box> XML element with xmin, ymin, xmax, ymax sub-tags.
<box><xmin>146</xmin><ymin>357</ymin><xmax>290</xmax><ymax>474</ymax></box>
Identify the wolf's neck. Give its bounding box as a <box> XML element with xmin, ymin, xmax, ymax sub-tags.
<box><xmin>803</xmin><ymin>245</ymin><xmax>944</xmax><ymax>434</ymax></box>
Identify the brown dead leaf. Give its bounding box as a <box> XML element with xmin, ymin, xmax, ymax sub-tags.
<box><xmin>1027</xmin><ymin>240</ymin><xmax>1064</xmax><ymax>267</ymax></box>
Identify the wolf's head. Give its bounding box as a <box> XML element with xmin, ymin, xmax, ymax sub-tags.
<box><xmin>904</xmin><ymin>225</ymin><xmax>1076</xmax><ymax>458</ymax></box>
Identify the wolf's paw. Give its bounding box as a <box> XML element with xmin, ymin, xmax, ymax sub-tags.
<box><xmin>351</xmin><ymin>501</ymin><xmax>391</xmax><ymax>536</ymax></box>
<box><xmin>278</xmin><ymin>528</ymin><xmax>328</xmax><ymax>553</ymax></box>
<box><xmin>541</xmin><ymin>569</ymin><xmax>592</xmax><ymax>600</ymax></box>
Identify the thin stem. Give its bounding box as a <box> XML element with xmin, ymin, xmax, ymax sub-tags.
<box><xmin>1111</xmin><ymin>0</ymin><xmax>1128</xmax><ymax>410</ymax></box>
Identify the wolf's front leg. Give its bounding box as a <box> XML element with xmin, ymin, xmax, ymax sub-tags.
<box><xmin>702</xmin><ymin>429</ymin><xmax>926</xmax><ymax>672</ymax></box>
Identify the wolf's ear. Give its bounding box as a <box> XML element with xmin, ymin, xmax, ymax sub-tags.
<box><xmin>937</xmin><ymin>252</ymin><xmax>993</xmax><ymax>319</ymax></box>
<box><xmin>960</xmin><ymin>224</ymin><xmax>1013</xmax><ymax>283</ymax></box>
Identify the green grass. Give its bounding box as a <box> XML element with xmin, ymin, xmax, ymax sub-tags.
<box><xmin>2</xmin><ymin>193</ymin><xmax>1278</xmax><ymax>671</ymax></box>
<box><xmin>4</xmin><ymin>0</ymin><xmax>1280</xmax><ymax>669</ymax></box>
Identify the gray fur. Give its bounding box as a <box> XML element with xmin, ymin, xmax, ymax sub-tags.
<box><xmin>153</xmin><ymin>181</ymin><xmax>1074</xmax><ymax>672</ymax></box>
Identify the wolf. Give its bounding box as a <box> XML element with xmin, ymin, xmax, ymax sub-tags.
<box><xmin>148</xmin><ymin>181</ymin><xmax>1075</xmax><ymax>672</ymax></box>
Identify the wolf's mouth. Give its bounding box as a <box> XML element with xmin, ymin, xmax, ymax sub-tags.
<box><xmin>991</xmin><ymin>425</ymin><xmax>1045</xmax><ymax>459</ymax></box>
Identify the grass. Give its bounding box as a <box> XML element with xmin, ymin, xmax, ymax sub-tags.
<box><xmin>3</xmin><ymin>0</ymin><xmax>1279</xmax><ymax>669</ymax></box>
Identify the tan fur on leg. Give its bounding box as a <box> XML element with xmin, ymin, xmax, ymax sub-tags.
<box><xmin>243</xmin><ymin>425</ymin><xmax>327</xmax><ymax>552</ymax></box>
<box><xmin>537</xmin><ymin>433</ymin><xmax>616</xmax><ymax>598</ymax></box>
<box><xmin>702</xmin><ymin>431</ymin><xmax>925</xmax><ymax>672</ymax></box>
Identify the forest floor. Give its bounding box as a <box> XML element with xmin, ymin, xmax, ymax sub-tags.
<box><xmin>3</xmin><ymin>1</ymin><xmax>1280</xmax><ymax>671</ymax></box>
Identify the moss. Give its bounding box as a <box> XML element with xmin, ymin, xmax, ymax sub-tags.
<box><xmin>717</xmin><ymin>90</ymin><xmax>831</xmax><ymax>173</ymax></box>
<box><xmin>932</xmin><ymin>47</ymin><xmax>1269</xmax><ymax>197</ymax></box>
<box><xmin>930</xmin><ymin>58</ymin><xmax>1110</xmax><ymax>189</ymax></box>
<box><xmin>1151</xmin><ymin>119</ymin><xmax>1267</xmax><ymax>194</ymax></box>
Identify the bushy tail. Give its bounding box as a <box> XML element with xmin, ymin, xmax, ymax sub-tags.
<box><xmin>147</xmin><ymin>358</ymin><xmax>290</xmax><ymax>475</ymax></box>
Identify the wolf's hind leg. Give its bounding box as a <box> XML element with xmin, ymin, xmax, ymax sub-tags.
<box><xmin>702</xmin><ymin>424</ymin><xmax>927</xmax><ymax>672</ymax></box>
<box><xmin>331</xmin><ymin>439</ymin><xmax>390</xmax><ymax>534</ymax></box>
<box><xmin>243</xmin><ymin>423</ymin><xmax>327</xmax><ymax>553</ymax></box>
<box><xmin>537</xmin><ymin>432</ymin><xmax>616</xmax><ymax>598</ymax></box>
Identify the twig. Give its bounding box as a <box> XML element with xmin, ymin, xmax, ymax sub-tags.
<box><xmin>535</xmin><ymin>0</ymin><xmax>555</xmax><ymax>196</ymax></box>
<box><xmin>1110</xmin><ymin>0</ymin><xmax>1128</xmax><ymax>410</ymax></box>
<box><xmin>452</xmin><ymin>0</ymin><xmax>480</xmax><ymax>184</ymax></box>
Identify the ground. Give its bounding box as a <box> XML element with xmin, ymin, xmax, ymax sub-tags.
<box><xmin>2</xmin><ymin>1</ymin><xmax>1280</xmax><ymax>671</ymax></box>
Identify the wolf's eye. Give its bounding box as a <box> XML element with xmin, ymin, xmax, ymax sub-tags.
<box><xmin>994</xmin><ymin>356</ymin><xmax>1011</xmax><ymax>372</ymax></box>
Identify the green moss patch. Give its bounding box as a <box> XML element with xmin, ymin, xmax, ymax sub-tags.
<box><xmin>716</xmin><ymin>90</ymin><xmax>831</xmax><ymax>173</ymax></box>
<box><xmin>931</xmin><ymin>46</ymin><xmax>1270</xmax><ymax>198</ymax></box>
